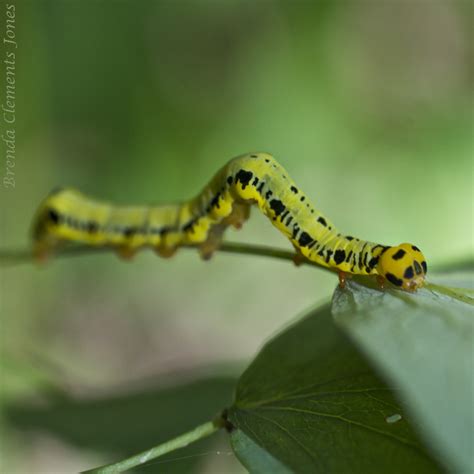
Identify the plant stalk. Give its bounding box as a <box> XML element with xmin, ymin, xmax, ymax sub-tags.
<box><xmin>0</xmin><ymin>241</ymin><xmax>331</xmax><ymax>273</ymax></box>
<box><xmin>82</xmin><ymin>419</ymin><xmax>222</xmax><ymax>474</ymax></box>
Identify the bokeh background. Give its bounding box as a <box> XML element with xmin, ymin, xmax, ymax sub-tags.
<box><xmin>0</xmin><ymin>1</ymin><xmax>472</xmax><ymax>472</ymax></box>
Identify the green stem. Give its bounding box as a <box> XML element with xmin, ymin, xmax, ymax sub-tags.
<box><xmin>220</xmin><ymin>242</ymin><xmax>323</xmax><ymax>270</ymax></box>
<box><xmin>82</xmin><ymin>419</ymin><xmax>222</xmax><ymax>474</ymax></box>
<box><xmin>0</xmin><ymin>241</ymin><xmax>331</xmax><ymax>273</ymax></box>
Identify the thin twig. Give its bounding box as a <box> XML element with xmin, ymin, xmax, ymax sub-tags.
<box><xmin>81</xmin><ymin>419</ymin><xmax>222</xmax><ymax>473</ymax></box>
<box><xmin>0</xmin><ymin>241</ymin><xmax>332</xmax><ymax>273</ymax></box>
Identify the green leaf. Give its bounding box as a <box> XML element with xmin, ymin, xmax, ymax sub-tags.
<box><xmin>228</xmin><ymin>304</ymin><xmax>440</xmax><ymax>473</ymax></box>
<box><xmin>231</xmin><ymin>430</ymin><xmax>292</xmax><ymax>474</ymax></box>
<box><xmin>332</xmin><ymin>275</ymin><xmax>474</xmax><ymax>473</ymax></box>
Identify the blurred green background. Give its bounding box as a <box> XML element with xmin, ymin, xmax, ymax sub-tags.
<box><xmin>0</xmin><ymin>1</ymin><xmax>472</xmax><ymax>472</ymax></box>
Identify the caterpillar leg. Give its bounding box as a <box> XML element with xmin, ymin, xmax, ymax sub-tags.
<box><xmin>199</xmin><ymin>243</ymin><xmax>217</xmax><ymax>261</ymax></box>
<box><xmin>198</xmin><ymin>204</ymin><xmax>251</xmax><ymax>260</ymax></box>
<box><xmin>33</xmin><ymin>244</ymin><xmax>51</xmax><ymax>264</ymax></box>
<box><xmin>33</xmin><ymin>238</ymin><xmax>62</xmax><ymax>264</ymax></box>
<box><xmin>116</xmin><ymin>246</ymin><xmax>137</xmax><ymax>261</ymax></box>
<box><xmin>376</xmin><ymin>275</ymin><xmax>386</xmax><ymax>290</ymax></box>
<box><xmin>154</xmin><ymin>246</ymin><xmax>178</xmax><ymax>259</ymax></box>
<box><xmin>226</xmin><ymin>203</ymin><xmax>251</xmax><ymax>230</ymax></box>
<box><xmin>292</xmin><ymin>251</ymin><xmax>306</xmax><ymax>267</ymax></box>
<box><xmin>338</xmin><ymin>271</ymin><xmax>347</xmax><ymax>289</ymax></box>
<box><xmin>199</xmin><ymin>224</ymin><xmax>226</xmax><ymax>260</ymax></box>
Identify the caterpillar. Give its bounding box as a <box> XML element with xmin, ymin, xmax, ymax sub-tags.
<box><xmin>32</xmin><ymin>152</ymin><xmax>427</xmax><ymax>291</ymax></box>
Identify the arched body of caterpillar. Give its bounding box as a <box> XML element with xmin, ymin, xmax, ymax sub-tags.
<box><xmin>32</xmin><ymin>152</ymin><xmax>427</xmax><ymax>291</ymax></box>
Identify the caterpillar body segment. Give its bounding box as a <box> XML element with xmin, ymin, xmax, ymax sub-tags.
<box><xmin>32</xmin><ymin>152</ymin><xmax>427</xmax><ymax>291</ymax></box>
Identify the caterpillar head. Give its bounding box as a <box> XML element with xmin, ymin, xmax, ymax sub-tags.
<box><xmin>377</xmin><ymin>243</ymin><xmax>427</xmax><ymax>291</ymax></box>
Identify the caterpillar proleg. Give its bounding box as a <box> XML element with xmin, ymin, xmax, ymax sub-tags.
<box><xmin>32</xmin><ymin>152</ymin><xmax>427</xmax><ymax>291</ymax></box>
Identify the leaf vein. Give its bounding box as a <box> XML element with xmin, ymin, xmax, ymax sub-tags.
<box><xmin>257</xmin><ymin>405</ymin><xmax>418</xmax><ymax>448</ymax></box>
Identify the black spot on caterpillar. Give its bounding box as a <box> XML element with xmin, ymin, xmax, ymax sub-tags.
<box><xmin>235</xmin><ymin>169</ymin><xmax>253</xmax><ymax>190</ymax></box>
<box><xmin>392</xmin><ymin>249</ymin><xmax>406</xmax><ymax>260</ymax></box>
<box><xmin>385</xmin><ymin>272</ymin><xmax>404</xmax><ymax>287</ymax></box>
<box><xmin>298</xmin><ymin>231</ymin><xmax>313</xmax><ymax>247</ymax></box>
<box><xmin>317</xmin><ymin>216</ymin><xmax>327</xmax><ymax>227</ymax></box>
<box><xmin>334</xmin><ymin>249</ymin><xmax>346</xmax><ymax>265</ymax></box>
<box><xmin>404</xmin><ymin>266</ymin><xmax>414</xmax><ymax>279</ymax></box>
<box><xmin>32</xmin><ymin>152</ymin><xmax>427</xmax><ymax>291</ymax></box>
<box><xmin>269</xmin><ymin>199</ymin><xmax>285</xmax><ymax>217</ymax></box>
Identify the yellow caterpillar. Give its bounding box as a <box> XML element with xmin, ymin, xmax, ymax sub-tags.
<box><xmin>32</xmin><ymin>152</ymin><xmax>427</xmax><ymax>291</ymax></box>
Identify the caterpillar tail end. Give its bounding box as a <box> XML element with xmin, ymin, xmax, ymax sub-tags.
<box><xmin>32</xmin><ymin>238</ymin><xmax>58</xmax><ymax>265</ymax></box>
<box><xmin>33</xmin><ymin>244</ymin><xmax>50</xmax><ymax>265</ymax></box>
